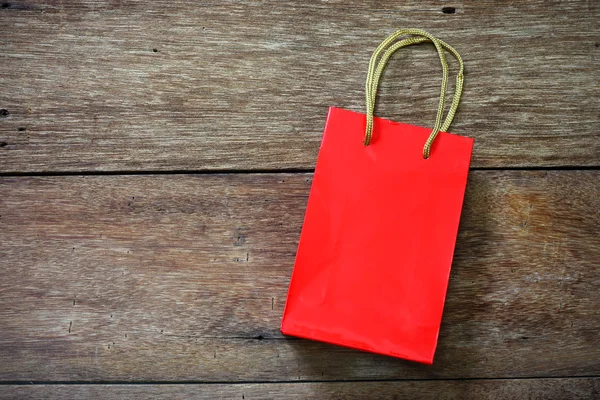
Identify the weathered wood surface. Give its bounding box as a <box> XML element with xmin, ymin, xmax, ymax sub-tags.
<box><xmin>0</xmin><ymin>0</ymin><xmax>598</xmax><ymax>172</ymax></box>
<box><xmin>1</xmin><ymin>378</ymin><xmax>598</xmax><ymax>400</ymax></box>
<box><xmin>0</xmin><ymin>171</ymin><xmax>598</xmax><ymax>382</ymax></box>
<box><xmin>1</xmin><ymin>0</ymin><xmax>599</xmax><ymax>396</ymax></box>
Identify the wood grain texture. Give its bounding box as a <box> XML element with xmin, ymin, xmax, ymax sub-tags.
<box><xmin>1</xmin><ymin>378</ymin><xmax>599</xmax><ymax>400</ymax></box>
<box><xmin>0</xmin><ymin>171</ymin><xmax>598</xmax><ymax>382</ymax></box>
<box><xmin>0</xmin><ymin>0</ymin><xmax>598</xmax><ymax>172</ymax></box>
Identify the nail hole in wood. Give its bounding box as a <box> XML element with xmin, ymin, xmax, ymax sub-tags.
<box><xmin>442</xmin><ymin>7</ymin><xmax>456</xmax><ymax>14</ymax></box>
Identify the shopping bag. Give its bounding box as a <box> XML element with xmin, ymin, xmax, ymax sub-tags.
<box><xmin>281</xmin><ymin>29</ymin><xmax>474</xmax><ymax>364</ymax></box>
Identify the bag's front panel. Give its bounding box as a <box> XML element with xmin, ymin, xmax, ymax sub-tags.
<box><xmin>282</xmin><ymin>107</ymin><xmax>473</xmax><ymax>364</ymax></box>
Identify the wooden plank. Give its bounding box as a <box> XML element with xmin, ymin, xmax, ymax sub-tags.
<box><xmin>0</xmin><ymin>1</ymin><xmax>598</xmax><ymax>172</ymax></box>
<box><xmin>0</xmin><ymin>171</ymin><xmax>598</xmax><ymax>381</ymax></box>
<box><xmin>1</xmin><ymin>378</ymin><xmax>599</xmax><ymax>399</ymax></box>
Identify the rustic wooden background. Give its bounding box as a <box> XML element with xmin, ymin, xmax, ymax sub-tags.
<box><xmin>1</xmin><ymin>0</ymin><xmax>598</xmax><ymax>399</ymax></box>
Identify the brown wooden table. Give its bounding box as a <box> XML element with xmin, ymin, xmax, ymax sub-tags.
<box><xmin>1</xmin><ymin>1</ymin><xmax>599</xmax><ymax>398</ymax></box>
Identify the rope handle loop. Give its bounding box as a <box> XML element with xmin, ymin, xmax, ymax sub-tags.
<box><xmin>364</xmin><ymin>29</ymin><xmax>464</xmax><ymax>159</ymax></box>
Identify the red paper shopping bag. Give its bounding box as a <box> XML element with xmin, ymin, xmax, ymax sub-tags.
<box><xmin>281</xmin><ymin>29</ymin><xmax>474</xmax><ymax>364</ymax></box>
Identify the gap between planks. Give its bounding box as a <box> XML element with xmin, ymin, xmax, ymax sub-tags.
<box><xmin>0</xmin><ymin>165</ymin><xmax>598</xmax><ymax>178</ymax></box>
<box><xmin>1</xmin><ymin>375</ymin><xmax>599</xmax><ymax>386</ymax></box>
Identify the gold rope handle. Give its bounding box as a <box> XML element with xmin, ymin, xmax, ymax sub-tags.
<box><xmin>367</xmin><ymin>37</ymin><xmax>464</xmax><ymax>136</ymax></box>
<box><xmin>364</xmin><ymin>29</ymin><xmax>464</xmax><ymax>159</ymax></box>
